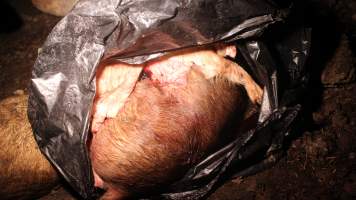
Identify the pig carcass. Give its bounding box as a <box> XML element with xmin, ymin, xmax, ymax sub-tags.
<box><xmin>89</xmin><ymin>44</ymin><xmax>262</xmax><ymax>199</ymax></box>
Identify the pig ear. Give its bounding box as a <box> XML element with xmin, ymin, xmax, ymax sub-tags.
<box><xmin>100</xmin><ymin>187</ymin><xmax>126</xmax><ymax>200</ymax></box>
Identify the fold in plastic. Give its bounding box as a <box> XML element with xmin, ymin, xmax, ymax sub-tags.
<box><xmin>28</xmin><ymin>0</ymin><xmax>310</xmax><ymax>199</ymax></box>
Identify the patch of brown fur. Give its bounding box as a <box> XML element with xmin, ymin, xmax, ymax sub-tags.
<box><xmin>0</xmin><ymin>94</ymin><xmax>59</xmax><ymax>200</ymax></box>
<box><xmin>90</xmin><ymin>69</ymin><xmax>248</xmax><ymax>199</ymax></box>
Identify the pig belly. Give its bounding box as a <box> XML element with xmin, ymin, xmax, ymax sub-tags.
<box><xmin>90</xmin><ymin>69</ymin><xmax>247</xmax><ymax>199</ymax></box>
<box><xmin>0</xmin><ymin>94</ymin><xmax>59</xmax><ymax>200</ymax></box>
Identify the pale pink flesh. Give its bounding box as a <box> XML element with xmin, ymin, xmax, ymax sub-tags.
<box><xmin>145</xmin><ymin>45</ymin><xmax>237</xmax><ymax>85</ymax></box>
<box><xmin>91</xmin><ymin>63</ymin><xmax>143</xmax><ymax>133</ymax></box>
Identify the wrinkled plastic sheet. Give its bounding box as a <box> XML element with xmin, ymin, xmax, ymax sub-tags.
<box><xmin>28</xmin><ymin>0</ymin><xmax>310</xmax><ymax>199</ymax></box>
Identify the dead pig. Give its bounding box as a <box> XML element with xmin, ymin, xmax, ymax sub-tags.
<box><xmin>91</xmin><ymin>44</ymin><xmax>262</xmax><ymax>133</ymax></box>
<box><xmin>89</xmin><ymin>44</ymin><xmax>263</xmax><ymax>199</ymax></box>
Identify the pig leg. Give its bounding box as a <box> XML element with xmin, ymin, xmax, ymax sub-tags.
<box><xmin>0</xmin><ymin>94</ymin><xmax>59</xmax><ymax>200</ymax></box>
<box><xmin>191</xmin><ymin>58</ymin><xmax>263</xmax><ymax>104</ymax></box>
<box><xmin>219</xmin><ymin>59</ymin><xmax>263</xmax><ymax>104</ymax></box>
<box><xmin>181</xmin><ymin>45</ymin><xmax>262</xmax><ymax>104</ymax></box>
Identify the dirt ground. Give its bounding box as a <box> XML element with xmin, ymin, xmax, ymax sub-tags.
<box><xmin>0</xmin><ymin>0</ymin><xmax>355</xmax><ymax>200</ymax></box>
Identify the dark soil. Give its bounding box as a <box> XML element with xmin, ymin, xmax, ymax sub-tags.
<box><xmin>0</xmin><ymin>0</ymin><xmax>355</xmax><ymax>200</ymax></box>
<box><xmin>0</xmin><ymin>0</ymin><xmax>59</xmax><ymax>99</ymax></box>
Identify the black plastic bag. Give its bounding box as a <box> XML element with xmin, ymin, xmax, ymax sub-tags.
<box><xmin>28</xmin><ymin>0</ymin><xmax>310</xmax><ymax>199</ymax></box>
